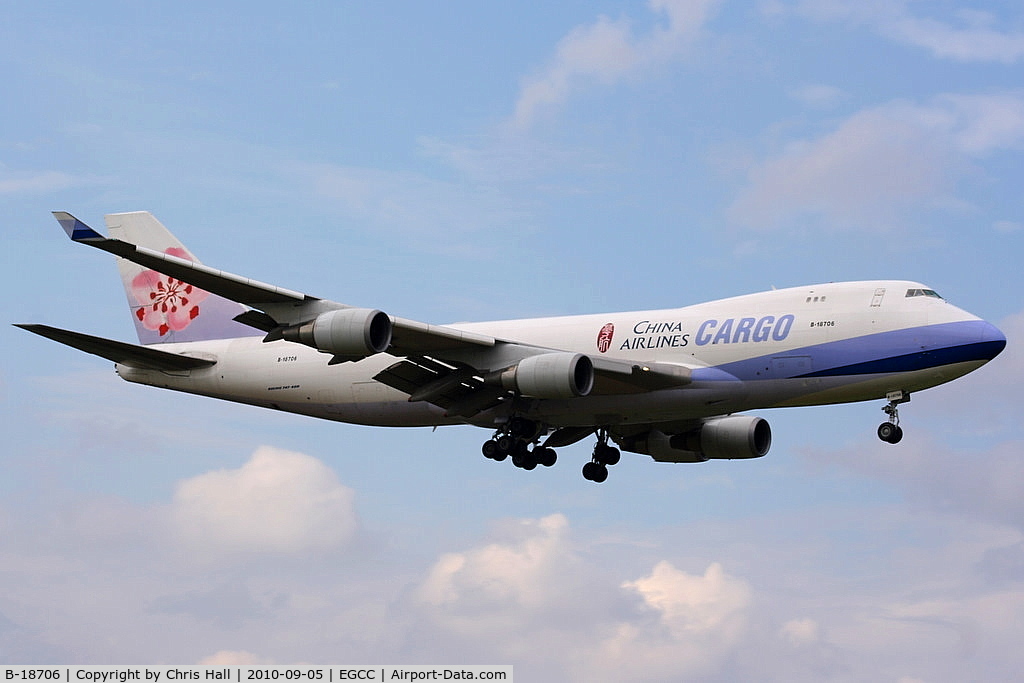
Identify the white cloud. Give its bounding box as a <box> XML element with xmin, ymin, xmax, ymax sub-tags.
<box><xmin>883</xmin><ymin>13</ymin><xmax>1024</xmax><ymax>64</ymax></box>
<box><xmin>512</xmin><ymin>0</ymin><xmax>719</xmax><ymax>128</ymax></box>
<box><xmin>780</xmin><ymin>617</ymin><xmax>821</xmax><ymax>646</ymax></box>
<box><xmin>727</xmin><ymin>93</ymin><xmax>1024</xmax><ymax>231</ymax></box>
<box><xmin>623</xmin><ymin>560</ymin><xmax>750</xmax><ymax>638</ymax></box>
<box><xmin>939</xmin><ymin>92</ymin><xmax>1024</xmax><ymax>155</ymax></box>
<box><xmin>0</xmin><ymin>169</ymin><xmax>79</xmax><ymax>194</ymax></box>
<box><xmin>727</xmin><ymin>105</ymin><xmax>953</xmax><ymax>231</ymax></box>
<box><xmin>411</xmin><ymin>512</ymin><xmax>756</xmax><ymax>681</ymax></box>
<box><xmin>772</xmin><ymin>1</ymin><xmax>1024</xmax><ymax>63</ymax></box>
<box><xmin>171</xmin><ymin>445</ymin><xmax>357</xmax><ymax>557</ymax></box>
<box><xmin>573</xmin><ymin>561</ymin><xmax>750</xmax><ymax>681</ymax></box>
<box><xmin>789</xmin><ymin>83</ymin><xmax>846</xmax><ymax>109</ymax></box>
<box><xmin>415</xmin><ymin>514</ymin><xmax>589</xmax><ymax>636</ymax></box>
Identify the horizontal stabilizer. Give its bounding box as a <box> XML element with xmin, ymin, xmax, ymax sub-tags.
<box><xmin>14</xmin><ymin>324</ymin><xmax>216</xmax><ymax>371</ymax></box>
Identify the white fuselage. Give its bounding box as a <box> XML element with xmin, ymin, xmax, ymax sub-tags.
<box><xmin>115</xmin><ymin>280</ymin><xmax>1005</xmax><ymax>429</ymax></box>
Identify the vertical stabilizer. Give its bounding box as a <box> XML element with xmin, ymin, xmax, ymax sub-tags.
<box><xmin>105</xmin><ymin>212</ymin><xmax>262</xmax><ymax>344</ymax></box>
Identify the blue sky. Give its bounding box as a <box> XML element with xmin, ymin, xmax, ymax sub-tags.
<box><xmin>2</xmin><ymin>0</ymin><xmax>1023</xmax><ymax>679</ymax></box>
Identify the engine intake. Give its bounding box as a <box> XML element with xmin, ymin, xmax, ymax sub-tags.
<box><xmin>620</xmin><ymin>416</ymin><xmax>771</xmax><ymax>463</ymax></box>
<box><xmin>281</xmin><ymin>308</ymin><xmax>392</xmax><ymax>361</ymax></box>
<box><xmin>486</xmin><ymin>352</ymin><xmax>594</xmax><ymax>399</ymax></box>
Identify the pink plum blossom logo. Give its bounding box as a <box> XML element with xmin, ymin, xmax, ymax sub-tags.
<box><xmin>130</xmin><ymin>247</ymin><xmax>209</xmax><ymax>337</ymax></box>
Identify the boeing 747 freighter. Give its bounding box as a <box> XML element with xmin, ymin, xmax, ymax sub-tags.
<box><xmin>17</xmin><ymin>212</ymin><xmax>1007</xmax><ymax>482</ymax></box>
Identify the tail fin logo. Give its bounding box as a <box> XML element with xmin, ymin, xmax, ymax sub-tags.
<box><xmin>129</xmin><ymin>247</ymin><xmax>210</xmax><ymax>337</ymax></box>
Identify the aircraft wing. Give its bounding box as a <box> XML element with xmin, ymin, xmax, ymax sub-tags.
<box><xmin>14</xmin><ymin>324</ymin><xmax>216</xmax><ymax>371</ymax></box>
<box><xmin>373</xmin><ymin>353</ymin><xmax>693</xmax><ymax>418</ymax></box>
<box><xmin>52</xmin><ymin>212</ymin><xmax>693</xmax><ymax>415</ymax></box>
<box><xmin>53</xmin><ymin>212</ymin><xmax>497</xmax><ymax>354</ymax></box>
<box><xmin>54</xmin><ymin>212</ymin><xmax>309</xmax><ymax>307</ymax></box>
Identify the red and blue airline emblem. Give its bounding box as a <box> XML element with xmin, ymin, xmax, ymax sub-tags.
<box><xmin>597</xmin><ymin>322</ymin><xmax>615</xmax><ymax>353</ymax></box>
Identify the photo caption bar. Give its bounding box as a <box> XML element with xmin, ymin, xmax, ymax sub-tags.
<box><xmin>1</xmin><ymin>667</ymin><xmax>512</xmax><ymax>683</ymax></box>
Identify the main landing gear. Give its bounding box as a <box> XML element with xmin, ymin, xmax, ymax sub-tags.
<box><xmin>481</xmin><ymin>418</ymin><xmax>557</xmax><ymax>470</ymax></box>
<box><xmin>877</xmin><ymin>390</ymin><xmax>909</xmax><ymax>444</ymax></box>
<box><xmin>481</xmin><ymin>420</ymin><xmax>621</xmax><ymax>482</ymax></box>
<box><xmin>582</xmin><ymin>429</ymin><xmax>620</xmax><ymax>483</ymax></box>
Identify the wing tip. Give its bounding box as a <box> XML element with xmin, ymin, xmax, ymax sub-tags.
<box><xmin>52</xmin><ymin>211</ymin><xmax>104</xmax><ymax>241</ymax></box>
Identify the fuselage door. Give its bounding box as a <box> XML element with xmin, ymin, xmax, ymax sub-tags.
<box><xmin>870</xmin><ymin>287</ymin><xmax>886</xmax><ymax>307</ymax></box>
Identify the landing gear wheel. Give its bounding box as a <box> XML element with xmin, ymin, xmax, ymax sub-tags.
<box><xmin>496</xmin><ymin>434</ymin><xmax>516</xmax><ymax>455</ymax></box>
<box><xmin>582</xmin><ymin>461</ymin><xmax>608</xmax><ymax>483</ymax></box>
<box><xmin>877</xmin><ymin>422</ymin><xmax>904</xmax><ymax>444</ymax></box>
<box><xmin>512</xmin><ymin>451</ymin><xmax>537</xmax><ymax>470</ymax></box>
<box><xmin>877</xmin><ymin>422</ymin><xmax>896</xmax><ymax>442</ymax></box>
<box><xmin>482</xmin><ymin>440</ymin><xmax>498</xmax><ymax>459</ymax></box>
<box><xmin>594</xmin><ymin>443</ymin><xmax>620</xmax><ymax>466</ymax></box>
<box><xmin>534</xmin><ymin>447</ymin><xmax>557</xmax><ymax>467</ymax></box>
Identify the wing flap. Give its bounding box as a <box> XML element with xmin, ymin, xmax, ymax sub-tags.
<box><xmin>374</xmin><ymin>356</ymin><xmax>506</xmax><ymax>417</ymax></box>
<box><xmin>14</xmin><ymin>324</ymin><xmax>216</xmax><ymax>371</ymax></box>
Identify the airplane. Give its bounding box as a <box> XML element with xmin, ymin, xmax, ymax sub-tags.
<box><xmin>17</xmin><ymin>211</ymin><xmax>1007</xmax><ymax>483</ymax></box>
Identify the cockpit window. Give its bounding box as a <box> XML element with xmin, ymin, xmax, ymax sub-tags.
<box><xmin>905</xmin><ymin>288</ymin><xmax>943</xmax><ymax>299</ymax></box>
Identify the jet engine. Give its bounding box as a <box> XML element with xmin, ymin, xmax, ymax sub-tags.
<box><xmin>620</xmin><ymin>415</ymin><xmax>771</xmax><ymax>463</ymax></box>
<box><xmin>280</xmin><ymin>308</ymin><xmax>393</xmax><ymax>361</ymax></box>
<box><xmin>486</xmin><ymin>352</ymin><xmax>594</xmax><ymax>399</ymax></box>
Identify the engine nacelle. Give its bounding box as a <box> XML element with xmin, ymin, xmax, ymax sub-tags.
<box><xmin>679</xmin><ymin>415</ymin><xmax>772</xmax><ymax>460</ymax></box>
<box><xmin>620</xmin><ymin>416</ymin><xmax>771</xmax><ymax>463</ymax></box>
<box><xmin>487</xmin><ymin>352</ymin><xmax>594</xmax><ymax>399</ymax></box>
<box><xmin>281</xmin><ymin>308</ymin><xmax>392</xmax><ymax>360</ymax></box>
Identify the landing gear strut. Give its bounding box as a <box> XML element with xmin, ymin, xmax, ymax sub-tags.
<box><xmin>582</xmin><ymin>429</ymin><xmax>620</xmax><ymax>483</ymax></box>
<box><xmin>481</xmin><ymin>418</ymin><xmax>557</xmax><ymax>470</ymax></box>
<box><xmin>878</xmin><ymin>390</ymin><xmax>909</xmax><ymax>444</ymax></box>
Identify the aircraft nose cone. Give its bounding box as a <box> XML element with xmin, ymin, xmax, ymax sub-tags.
<box><xmin>977</xmin><ymin>320</ymin><xmax>1007</xmax><ymax>361</ymax></box>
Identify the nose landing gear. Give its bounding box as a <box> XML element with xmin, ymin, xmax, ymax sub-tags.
<box><xmin>878</xmin><ymin>391</ymin><xmax>909</xmax><ymax>444</ymax></box>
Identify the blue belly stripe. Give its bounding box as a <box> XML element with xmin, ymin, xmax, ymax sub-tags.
<box><xmin>797</xmin><ymin>339</ymin><xmax>1005</xmax><ymax>377</ymax></box>
<box><xmin>707</xmin><ymin>320</ymin><xmax>1005</xmax><ymax>381</ymax></box>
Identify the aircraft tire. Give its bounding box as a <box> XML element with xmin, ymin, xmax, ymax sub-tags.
<box><xmin>582</xmin><ymin>461</ymin><xmax>608</xmax><ymax>482</ymax></box>
<box><xmin>513</xmin><ymin>452</ymin><xmax>537</xmax><ymax>470</ymax></box>
<box><xmin>535</xmin><ymin>447</ymin><xmax>557</xmax><ymax>467</ymax></box>
<box><xmin>595</xmin><ymin>444</ymin><xmax>620</xmax><ymax>466</ymax></box>
<box><xmin>877</xmin><ymin>422</ymin><xmax>899</xmax><ymax>443</ymax></box>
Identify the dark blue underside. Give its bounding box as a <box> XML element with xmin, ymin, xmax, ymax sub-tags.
<box><xmin>703</xmin><ymin>320</ymin><xmax>1006</xmax><ymax>381</ymax></box>
<box><xmin>797</xmin><ymin>339</ymin><xmax>1005</xmax><ymax>377</ymax></box>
